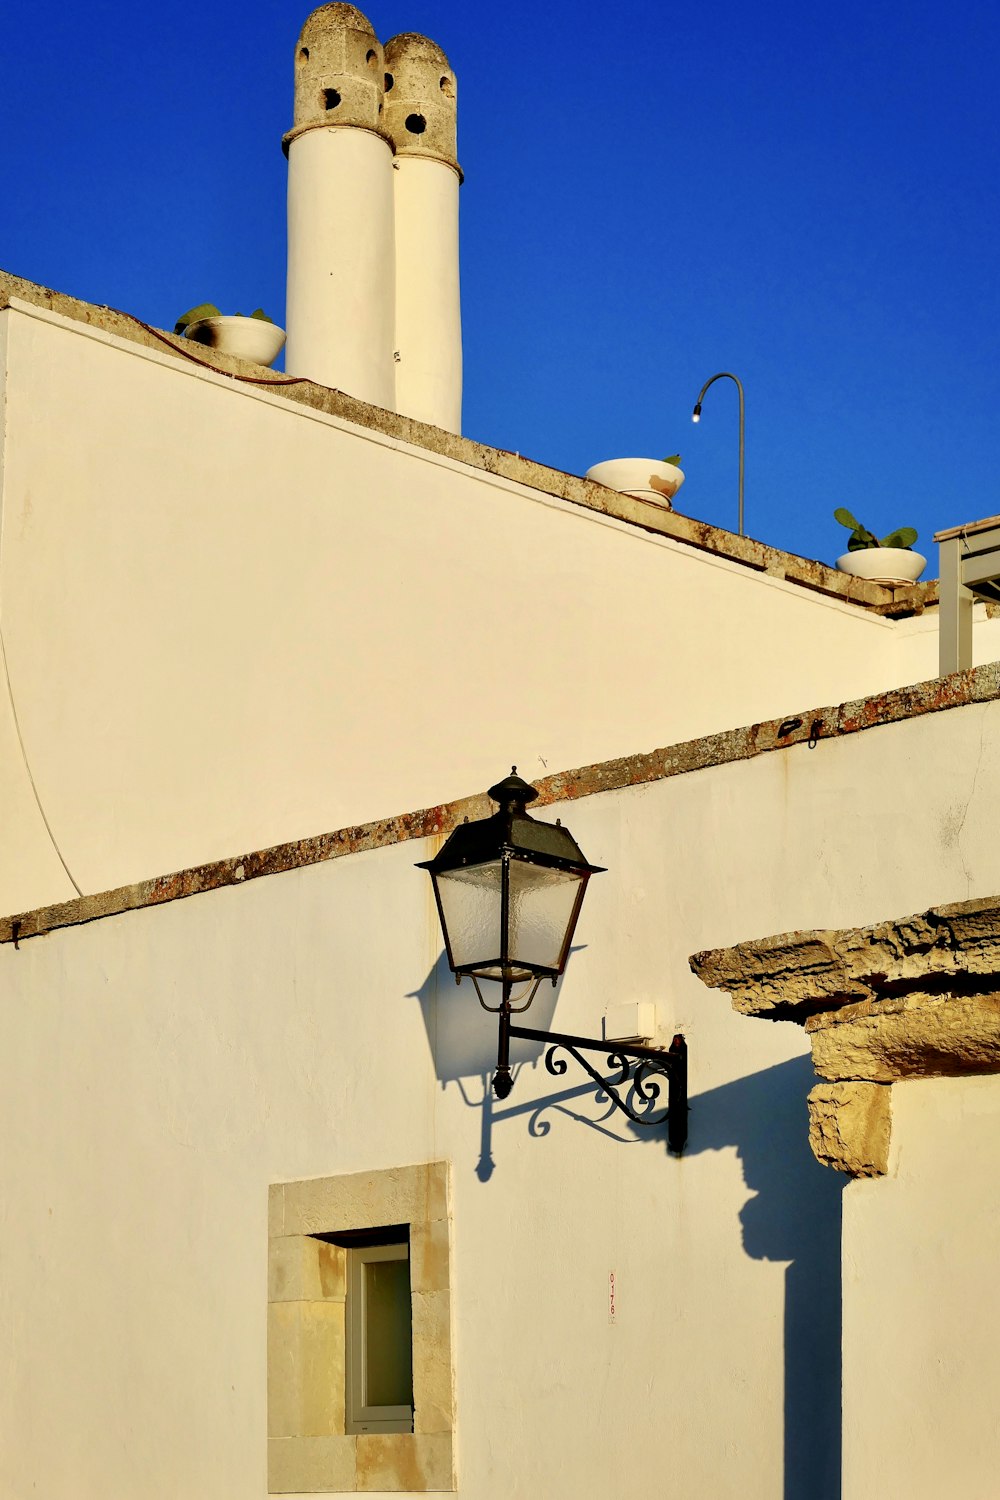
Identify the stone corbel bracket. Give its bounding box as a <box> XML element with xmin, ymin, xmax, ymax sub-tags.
<box><xmin>690</xmin><ymin>895</ymin><xmax>1000</xmax><ymax>1177</ymax></box>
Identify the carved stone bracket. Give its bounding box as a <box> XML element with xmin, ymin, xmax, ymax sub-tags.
<box><xmin>690</xmin><ymin>895</ymin><xmax>1000</xmax><ymax>1177</ymax></box>
<box><xmin>807</xmin><ymin>1081</ymin><xmax>891</xmax><ymax>1177</ymax></box>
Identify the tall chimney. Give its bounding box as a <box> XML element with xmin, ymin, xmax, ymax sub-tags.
<box><xmin>383</xmin><ymin>34</ymin><xmax>463</xmax><ymax>434</ymax></box>
<box><xmin>283</xmin><ymin>4</ymin><xmax>396</xmax><ymax>408</ymax></box>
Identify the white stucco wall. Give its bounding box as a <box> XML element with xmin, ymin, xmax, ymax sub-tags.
<box><xmin>0</xmin><ymin>312</ymin><xmax>80</xmax><ymax>908</ymax></box>
<box><xmin>0</xmin><ymin>301</ymin><xmax>949</xmax><ymax>916</ymax></box>
<box><xmin>2</xmin><ymin>694</ymin><xmax>999</xmax><ymax>1499</ymax></box>
<box><xmin>843</xmin><ymin>1073</ymin><xmax>1000</xmax><ymax>1500</ymax></box>
<box><xmin>890</xmin><ymin>603</ymin><xmax>1000</xmax><ymax>683</ymax></box>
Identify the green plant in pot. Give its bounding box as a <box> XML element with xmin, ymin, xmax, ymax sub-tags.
<box><xmin>173</xmin><ymin>303</ymin><xmax>286</xmax><ymax>367</ymax></box>
<box><xmin>833</xmin><ymin>508</ymin><xmax>926</xmax><ymax>583</ymax></box>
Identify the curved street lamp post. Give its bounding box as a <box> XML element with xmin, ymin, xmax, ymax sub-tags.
<box><xmin>692</xmin><ymin>371</ymin><xmax>745</xmax><ymax>538</ymax></box>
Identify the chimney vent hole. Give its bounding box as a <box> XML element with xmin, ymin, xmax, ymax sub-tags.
<box><xmin>366</xmin><ymin>48</ymin><xmax>377</xmax><ymax>66</ymax></box>
<box><xmin>385</xmin><ymin>72</ymin><xmax>394</xmax><ymax>91</ymax></box>
<box><xmin>405</xmin><ymin>113</ymin><xmax>427</xmax><ymax>135</ymax></box>
<box><xmin>439</xmin><ymin>75</ymin><xmax>454</xmax><ymax>97</ymax></box>
<box><xmin>323</xmin><ymin>88</ymin><xmax>342</xmax><ymax>111</ymax></box>
<box><xmin>298</xmin><ymin>46</ymin><xmax>309</xmax><ymax>63</ymax></box>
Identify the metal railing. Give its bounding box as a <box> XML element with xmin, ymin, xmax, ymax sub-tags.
<box><xmin>936</xmin><ymin>516</ymin><xmax>1000</xmax><ymax>674</ymax></box>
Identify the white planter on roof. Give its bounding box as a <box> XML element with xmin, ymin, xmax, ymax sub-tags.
<box><xmin>184</xmin><ymin>315</ymin><xmax>287</xmax><ymax>368</ymax></box>
<box><xmin>836</xmin><ymin>548</ymin><xmax>927</xmax><ymax>583</ymax></box>
<box><xmin>586</xmin><ymin>458</ymin><xmax>685</xmax><ymax>506</ymax></box>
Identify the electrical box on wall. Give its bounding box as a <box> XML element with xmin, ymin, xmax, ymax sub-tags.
<box><xmin>603</xmin><ymin>1002</ymin><xmax>656</xmax><ymax>1044</ymax></box>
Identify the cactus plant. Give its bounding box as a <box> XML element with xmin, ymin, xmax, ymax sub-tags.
<box><xmin>834</xmin><ymin>508</ymin><xmax>918</xmax><ymax>552</ymax></box>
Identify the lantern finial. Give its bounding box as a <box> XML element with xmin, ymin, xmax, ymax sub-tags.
<box><xmin>487</xmin><ymin>769</ymin><xmax>538</xmax><ymax>807</ymax></box>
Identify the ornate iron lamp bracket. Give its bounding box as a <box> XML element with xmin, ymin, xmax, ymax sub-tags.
<box><xmin>508</xmin><ymin>1021</ymin><xmax>688</xmax><ymax>1156</ymax></box>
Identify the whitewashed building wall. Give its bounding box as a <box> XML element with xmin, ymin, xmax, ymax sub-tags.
<box><xmin>2</xmin><ymin>691</ymin><xmax>999</xmax><ymax>1499</ymax></box>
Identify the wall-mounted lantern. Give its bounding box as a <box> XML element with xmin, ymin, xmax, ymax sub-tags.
<box><xmin>419</xmin><ymin>770</ymin><xmax>688</xmax><ymax>1153</ymax></box>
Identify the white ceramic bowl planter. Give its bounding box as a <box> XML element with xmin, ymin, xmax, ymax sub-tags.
<box><xmin>184</xmin><ymin>315</ymin><xmax>287</xmax><ymax>368</ymax></box>
<box><xmin>836</xmin><ymin>548</ymin><xmax>927</xmax><ymax>584</ymax></box>
<box><xmin>585</xmin><ymin>459</ymin><xmax>685</xmax><ymax>506</ymax></box>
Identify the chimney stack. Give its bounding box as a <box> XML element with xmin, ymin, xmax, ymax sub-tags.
<box><xmin>283</xmin><ymin>4</ymin><xmax>396</xmax><ymax>409</ymax></box>
<box><xmin>384</xmin><ymin>34</ymin><xmax>462</xmax><ymax>434</ymax></box>
<box><xmin>284</xmin><ymin>7</ymin><xmax>463</xmax><ymax>433</ymax></box>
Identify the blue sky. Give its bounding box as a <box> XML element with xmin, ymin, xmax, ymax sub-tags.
<box><xmin>3</xmin><ymin>0</ymin><xmax>998</xmax><ymax>566</ymax></box>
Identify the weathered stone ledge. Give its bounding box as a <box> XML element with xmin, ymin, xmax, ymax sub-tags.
<box><xmin>807</xmin><ymin>990</ymin><xmax>1000</xmax><ymax>1083</ymax></box>
<box><xmin>3</xmin><ymin>670</ymin><xmax>999</xmax><ymax>949</ymax></box>
<box><xmin>5</xmin><ymin>672</ymin><xmax>1000</xmax><ymax>948</ymax></box>
<box><xmin>691</xmin><ymin>893</ymin><xmax>1000</xmax><ymax>1176</ymax></box>
<box><xmin>0</xmin><ymin>267</ymin><xmax>932</xmax><ymax>618</ymax></box>
<box><xmin>690</xmin><ymin>894</ymin><xmax>1000</xmax><ymax>1022</ymax></box>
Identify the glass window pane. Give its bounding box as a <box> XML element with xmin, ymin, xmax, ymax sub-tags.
<box><xmin>435</xmin><ymin>860</ymin><xmax>503</xmax><ymax>970</ymax></box>
<box><xmin>364</xmin><ymin>1258</ymin><xmax>413</xmax><ymax>1408</ymax></box>
<box><xmin>508</xmin><ymin>862</ymin><xmax>585</xmax><ymax>971</ymax></box>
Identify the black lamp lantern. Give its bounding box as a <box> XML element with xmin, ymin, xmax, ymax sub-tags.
<box><xmin>419</xmin><ymin>770</ymin><xmax>687</xmax><ymax>1152</ymax></box>
<box><xmin>418</xmin><ymin>769</ymin><xmax>604</xmax><ymax>990</ymax></box>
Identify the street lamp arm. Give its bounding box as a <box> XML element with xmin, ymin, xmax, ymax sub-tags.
<box><xmin>691</xmin><ymin>371</ymin><xmax>745</xmax><ymax>538</ymax></box>
<box><xmin>694</xmin><ymin>370</ymin><xmax>744</xmax><ymax>410</ymax></box>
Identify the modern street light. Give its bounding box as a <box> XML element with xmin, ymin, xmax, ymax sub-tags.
<box><xmin>418</xmin><ymin>769</ymin><xmax>688</xmax><ymax>1153</ymax></box>
<box><xmin>692</xmin><ymin>371</ymin><xmax>745</xmax><ymax>538</ymax></box>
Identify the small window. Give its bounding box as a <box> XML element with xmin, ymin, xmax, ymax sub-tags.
<box><xmin>344</xmin><ymin>1236</ymin><xmax>413</xmax><ymax>1433</ymax></box>
<box><xmin>268</xmin><ymin>1163</ymin><xmax>455</xmax><ymax>1494</ymax></box>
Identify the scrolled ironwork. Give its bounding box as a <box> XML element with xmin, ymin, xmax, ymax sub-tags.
<box><xmin>543</xmin><ymin>1041</ymin><xmax>669</xmax><ymax>1126</ymax></box>
<box><xmin>632</xmin><ymin>1058</ymin><xmax>669</xmax><ymax>1109</ymax></box>
<box><xmin>509</xmin><ymin>1021</ymin><xmax>688</xmax><ymax>1154</ymax></box>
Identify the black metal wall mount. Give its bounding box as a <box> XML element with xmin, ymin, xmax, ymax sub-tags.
<box><xmin>474</xmin><ymin>975</ymin><xmax>689</xmax><ymax>1154</ymax></box>
<box><xmin>509</xmin><ymin>1020</ymin><xmax>689</xmax><ymax>1155</ymax></box>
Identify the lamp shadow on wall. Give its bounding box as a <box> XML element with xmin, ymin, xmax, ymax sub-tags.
<box><xmin>409</xmin><ymin>950</ymin><xmax>566</xmax><ymax>1175</ymax></box>
<box><xmin>410</xmin><ymin>959</ymin><xmax>841</xmax><ymax>1500</ymax></box>
<box><xmin>486</xmin><ymin>1051</ymin><xmax>842</xmax><ymax>1500</ymax></box>
<box><xmin>410</xmin><ymin>949</ymin><xmax>629</xmax><ymax>1181</ymax></box>
<box><xmin>690</xmin><ymin>1054</ymin><xmax>844</xmax><ymax>1500</ymax></box>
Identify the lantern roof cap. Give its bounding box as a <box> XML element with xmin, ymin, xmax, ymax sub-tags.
<box><xmin>418</xmin><ymin>770</ymin><xmax>604</xmax><ymax>876</ymax></box>
<box><xmin>487</xmin><ymin>767</ymin><xmax>537</xmax><ymax>807</ymax></box>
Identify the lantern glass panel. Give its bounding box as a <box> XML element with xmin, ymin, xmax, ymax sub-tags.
<box><xmin>434</xmin><ymin>860</ymin><xmax>503</xmax><ymax>972</ymax></box>
<box><xmin>508</xmin><ymin>859</ymin><xmax>586</xmax><ymax>972</ymax></box>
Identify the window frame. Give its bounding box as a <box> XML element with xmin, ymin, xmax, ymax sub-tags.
<box><xmin>345</xmin><ymin>1238</ymin><xmax>414</xmax><ymax>1435</ymax></box>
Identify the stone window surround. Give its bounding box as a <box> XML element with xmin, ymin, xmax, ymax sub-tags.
<box><xmin>690</xmin><ymin>895</ymin><xmax>1000</xmax><ymax>1178</ymax></box>
<box><xmin>268</xmin><ymin>1161</ymin><xmax>456</xmax><ymax>1493</ymax></box>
